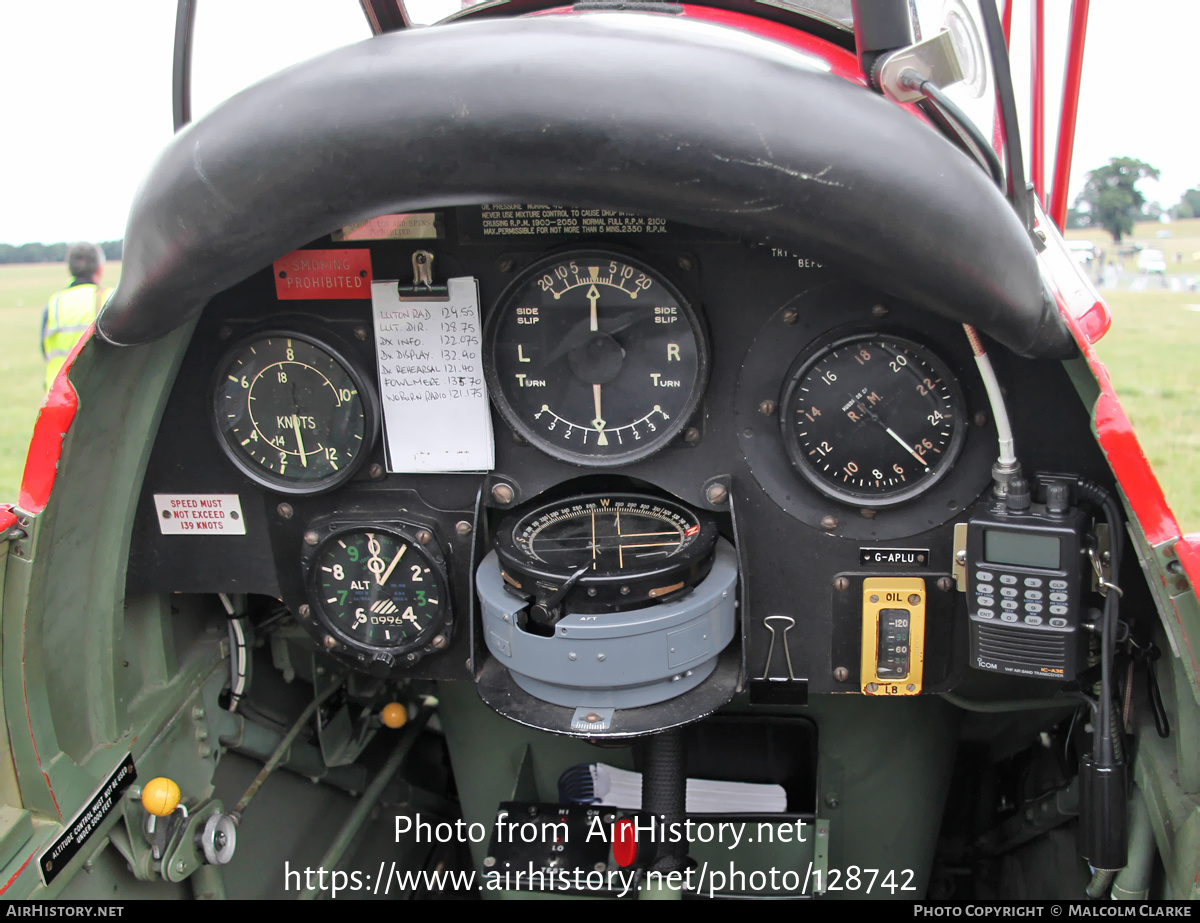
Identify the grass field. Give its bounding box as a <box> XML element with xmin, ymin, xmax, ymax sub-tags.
<box><xmin>0</xmin><ymin>261</ymin><xmax>1195</xmax><ymax>532</ymax></box>
<box><xmin>0</xmin><ymin>262</ymin><xmax>120</xmax><ymax>501</ymax></box>
<box><xmin>1065</xmin><ymin>216</ymin><xmax>1200</xmax><ymax>275</ymax></box>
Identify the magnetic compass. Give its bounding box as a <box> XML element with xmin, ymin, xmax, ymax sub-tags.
<box><xmin>493</xmin><ymin>493</ymin><xmax>719</xmax><ymax>624</ymax></box>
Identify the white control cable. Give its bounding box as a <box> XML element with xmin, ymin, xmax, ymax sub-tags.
<box><xmin>962</xmin><ymin>324</ymin><xmax>1019</xmax><ymax>489</ymax></box>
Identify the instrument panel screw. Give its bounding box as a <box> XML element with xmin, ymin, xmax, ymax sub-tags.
<box><xmin>323</xmin><ymin>635</ymin><xmax>337</xmax><ymax>649</ymax></box>
<box><xmin>865</xmin><ymin>683</ymin><xmax>878</xmax><ymax>694</ymax></box>
<box><xmin>299</xmin><ymin>605</ymin><xmax>310</xmax><ymax>618</ymax></box>
<box><xmin>973</xmin><ymin>411</ymin><xmax>988</xmax><ymax>427</ymax></box>
<box><xmin>492</xmin><ymin>483</ymin><xmax>515</xmax><ymax>505</ymax></box>
<box><xmin>596</xmin><ymin>653</ymin><xmax>606</xmax><ymax>661</ymax></box>
<box><xmin>677</xmin><ymin>255</ymin><xmax>694</xmax><ymax>271</ymax></box>
<box><xmin>758</xmin><ymin>400</ymin><xmax>776</xmax><ymax>416</ymax></box>
<box><xmin>585</xmin><ymin>713</ymin><xmax>602</xmax><ymax>723</ymax></box>
<box><xmin>569</xmin><ymin>652</ymin><xmax>577</xmax><ymax>661</ymax></box>
<box><xmin>619</xmin><ymin>587</ymin><xmax>630</xmax><ymax>596</ymax></box>
<box><xmin>937</xmin><ymin>577</ymin><xmax>954</xmax><ymax>592</ymax></box>
<box><xmin>304</xmin><ymin>531</ymin><xmax>320</xmax><ymax>546</ymax></box>
<box><xmin>824</xmin><ymin>793</ymin><xmax>840</xmax><ymax>809</ymax></box>
<box><xmin>833</xmin><ymin>666</ymin><xmax>849</xmax><ymax>682</ymax></box>
<box><xmin>368</xmin><ymin>463</ymin><xmax>385</xmax><ymax>480</ymax></box>
<box><xmin>277</xmin><ymin>503</ymin><xmax>294</xmax><ymax>519</ymax></box>
<box><xmin>820</xmin><ymin>515</ymin><xmax>838</xmax><ymax>531</ymax></box>
<box><xmin>908</xmin><ymin>594</ymin><xmax>922</xmax><ymax>605</ymax></box>
<box><xmin>833</xmin><ymin>576</ymin><xmax>850</xmax><ymax>592</ymax></box>
<box><xmin>683</xmin><ymin>427</ymin><xmax>700</xmax><ymax>445</ymax></box>
<box><xmin>415</xmin><ymin>530</ymin><xmax>432</xmax><ymax>545</ymax></box>
<box><xmin>594</xmin><ymin>862</ymin><xmax>607</xmax><ymax>872</ymax></box>
<box><xmin>431</xmin><ymin>635</ymin><xmax>447</xmax><ymax>650</ymax></box>
<box><xmin>483</xmin><ymin>857</ymin><xmax>496</xmax><ymax>868</ymax></box>
<box><xmin>455</xmin><ymin>521</ymin><xmax>472</xmax><ymax>536</ymax></box>
<box><xmin>906</xmin><ymin>684</ymin><xmax>916</xmax><ymax>692</ymax></box>
<box><xmin>705</xmin><ymin>483</ymin><xmax>729</xmax><ymax>505</ymax></box>
<box><xmin>498</xmin><ymin>259</ymin><xmax>515</xmax><ymax>273</ymax></box>
<box><xmin>955</xmin><ymin>549</ymin><xmax>968</xmax><ymax>565</ymax></box>
<box><xmin>871</xmin><ymin>304</ymin><xmax>889</xmax><ymax>318</ymax></box>
<box><xmin>781</xmin><ymin>307</ymin><xmax>798</xmax><ymax>324</ymax></box>
<box><xmin>859</xmin><ymin>508</ymin><xmax>876</xmax><ymax>519</ymax></box>
<box><xmin>354</xmin><ymin>326</ymin><xmax>367</xmax><ymax>341</ymax></box>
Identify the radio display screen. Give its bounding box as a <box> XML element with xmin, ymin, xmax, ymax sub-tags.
<box><xmin>984</xmin><ymin>530</ymin><xmax>1061</xmax><ymax>569</ymax></box>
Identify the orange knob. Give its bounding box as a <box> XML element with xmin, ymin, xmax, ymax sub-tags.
<box><xmin>141</xmin><ymin>777</ymin><xmax>181</xmax><ymax>817</ymax></box>
<box><xmin>381</xmin><ymin>703</ymin><xmax>408</xmax><ymax>729</ymax></box>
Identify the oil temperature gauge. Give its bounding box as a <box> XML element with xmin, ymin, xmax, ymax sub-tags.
<box><xmin>493</xmin><ymin>493</ymin><xmax>719</xmax><ymax>626</ymax></box>
<box><xmin>304</xmin><ymin>524</ymin><xmax>450</xmax><ymax>672</ymax></box>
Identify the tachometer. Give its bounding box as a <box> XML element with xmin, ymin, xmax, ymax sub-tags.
<box><xmin>484</xmin><ymin>251</ymin><xmax>708</xmax><ymax>465</ymax></box>
<box><xmin>781</xmin><ymin>334</ymin><xmax>967</xmax><ymax>507</ymax></box>
<box><xmin>212</xmin><ymin>331</ymin><xmax>378</xmax><ymax>494</ymax></box>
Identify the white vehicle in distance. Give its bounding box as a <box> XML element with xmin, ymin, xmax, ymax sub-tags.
<box><xmin>1137</xmin><ymin>248</ymin><xmax>1167</xmax><ymax>274</ymax></box>
<box><xmin>1067</xmin><ymin>240</ymin><xmax>1096</xmax><ymax>266</ymax></box>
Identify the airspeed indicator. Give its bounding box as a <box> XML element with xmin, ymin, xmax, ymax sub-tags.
<box><xmin>212</xmin><ymin>331</ymin><xmax>378</xmax><ymax>494</ymax></box>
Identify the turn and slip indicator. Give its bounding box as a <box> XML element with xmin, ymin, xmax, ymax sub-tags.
<box><xmin>861</xmin><ymin>577</ymin><xmax>926</xmax><ymax>696</ymax></box>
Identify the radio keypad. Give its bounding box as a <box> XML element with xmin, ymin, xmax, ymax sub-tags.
<box><xmin>971</xmin><ymin>565</ymin><xmax>1073</xmax><ymax>632</ymax></box>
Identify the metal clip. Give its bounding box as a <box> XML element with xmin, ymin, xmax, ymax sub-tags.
<box><xmin>397</xmin><ymin>249</ymin><xmax>448</xmax><ymax>301</ymax></box>
<box><xmin>412</xmin><ymin>250</ymin><xmax>434</xmax><ymax>289</ymax></box>
<box><xmin>760</xmin><ymin>615</ymin><xmax>797</xmax><ymax>681</ymax></box>
<box><xmin>1088</xmin><ymin>546</ymin><xmax>1123</xmax><ymax>598</ymax></box>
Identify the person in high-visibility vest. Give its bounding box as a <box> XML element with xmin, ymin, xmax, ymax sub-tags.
<box><xmin>41</xmin><ymin>242</ymin><xmax>111</xmax><ymax>391</ymax></box>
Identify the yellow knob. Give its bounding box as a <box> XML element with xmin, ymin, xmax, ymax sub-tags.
<box><xmin>381</xmin><ymin>703</ymin><xmax>408</xmax><ymax>729</ymax></box>
<box><xmin>141</xmin><ymin>777</ymin><xmax>181</xmax><ymax>817</ymax></box>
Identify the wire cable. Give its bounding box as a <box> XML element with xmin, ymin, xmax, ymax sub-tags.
<box><xmin>902</xmin><ymin>71</ymin><xmax>1004</xmax><ymax>190</ymax></box>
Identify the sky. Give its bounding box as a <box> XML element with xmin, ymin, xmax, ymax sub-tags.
<box><xmin>2</xmin><ymin>0</ymin><xmax>1197</xmax><ymax>245</ymax></box>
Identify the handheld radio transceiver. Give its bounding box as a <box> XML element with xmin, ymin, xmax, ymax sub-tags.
<box><xmin>965</xmin><ymin>477</ymin><xmax>1090</xmax><ymax>681</ymax></box>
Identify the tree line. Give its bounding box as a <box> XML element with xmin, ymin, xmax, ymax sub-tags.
<box><xmin>1068</xmin><ymin>157</ymin><xmax>1199</xmax><ymax>242</ymax></box>
<box><xmin>0</xmin><ymin>240</ymin><xmax>122</xmax><ymax>265</ymax></box>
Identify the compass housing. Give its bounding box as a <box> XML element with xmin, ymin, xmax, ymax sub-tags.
<box><xmin>493</xmin><ymin>493</ymin><xmax>719</xmax><ymax>615</ymax></box>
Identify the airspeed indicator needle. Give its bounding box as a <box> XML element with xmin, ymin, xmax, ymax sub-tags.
<box><xmin>292</xmin><ymin>414</ymin><xmax>308</xmax><ymax>467</ymax></box>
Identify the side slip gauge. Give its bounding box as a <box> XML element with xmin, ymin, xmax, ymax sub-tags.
<box><xmin>303</xmin><ymin>524</ymin><xmax>451</xmax><ymax>674</ymax></box>
<box><xmin>212</xmin><ymin>331</ymin><xmax>378</xmax><ymax>494</ymax></box>
<box><xmin>485</xmin><ymin>251</ymin><xmax>709</xmax><ymax>466</ymax></box>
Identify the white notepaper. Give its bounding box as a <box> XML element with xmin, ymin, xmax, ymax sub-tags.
<box><xmin>370</xmin><ymin>278</ymin><xmax>494</xmax><ymax>473</ymax></box>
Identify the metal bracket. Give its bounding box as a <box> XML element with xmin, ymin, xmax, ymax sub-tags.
<box><xmin>811</xmin><ymin>818</ymin><xmax>830</xmax><ymax>896</ymax></box>
<box><xmin>570</xmin><ymin>707</ymin><xmax>614</xmax><ymax>732</ymax></box>
<box><xmin>878</xmin><ymin>31</ymin><xmax>965</xmax><ymax>103</ymax></box>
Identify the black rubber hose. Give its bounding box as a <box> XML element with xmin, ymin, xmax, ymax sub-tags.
<box><xmin>642</xmin><ymin>729</ymin><xmax>689</xmax><ymax>872</ymax></box>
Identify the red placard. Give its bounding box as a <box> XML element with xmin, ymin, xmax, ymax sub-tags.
<box><xmin>273</xmin><ymin>248</ymin><xmax>373</xmax><ymax>300</ymax></box>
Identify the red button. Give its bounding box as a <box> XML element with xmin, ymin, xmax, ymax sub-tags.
<box><xmin>612</xmin><ymin>818</ymin><xmax>638</xmax><ymax>868</ymax></box>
